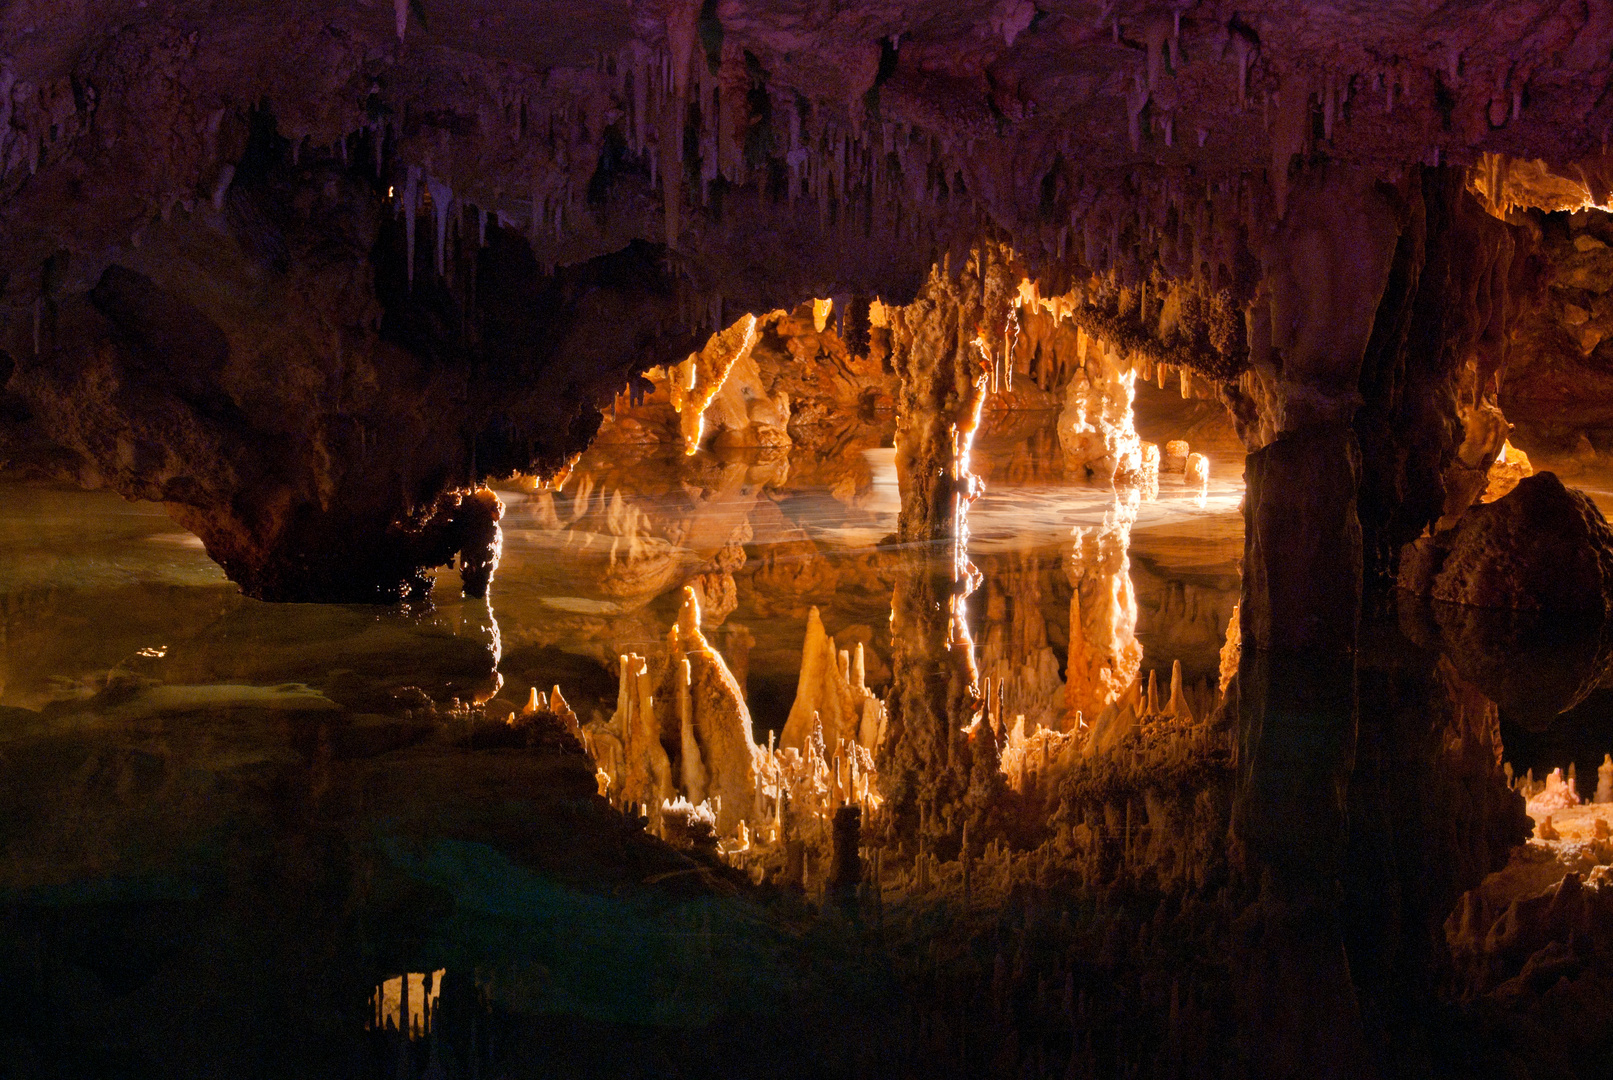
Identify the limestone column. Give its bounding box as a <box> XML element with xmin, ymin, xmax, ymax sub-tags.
<box><xmin>1231</xmin><ymin>165</ymin><xmax>1402</xmax><ymax>1080</ymax></box>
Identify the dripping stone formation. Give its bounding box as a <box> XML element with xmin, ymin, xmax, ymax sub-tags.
<box><xmin>11</xmin><ymin>2</ymin><xmax>1613</xmax><ymax>1078</ymax></box>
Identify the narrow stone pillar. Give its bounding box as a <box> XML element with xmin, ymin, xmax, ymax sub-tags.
<box><xmin>1241</xmin><ymin>426</ymin><xmax>1362</xmax><ymax>653</ymax></box>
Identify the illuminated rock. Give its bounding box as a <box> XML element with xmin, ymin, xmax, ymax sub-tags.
<box><xmin>668</xmin><ymin>315</ymin><xmax>761</xmax><ymax>455</ymax></box>
<box><xmin>1057</xmin><ymin>334</ymin><xmax>1148</xmax><ymax>487</ymax></box>
<box><xmin>1184</xmin><ymin>452</ymin><xmax>1210</xmax><ymax>493</ymax></box>
<box><xmin>1483</xmin><ymin>441</ymin><xmax>1533</xmax><ymax>504</ymax></box>
<box><xmin>1064</xmin><ymin>494</ymin><xmax>1143</xmax><ymax>725</ymax></box>
<box><xmin>662</xmin><ymin>587</ymin><xmax>759</xmax><ymax>838</ymax></box>
<box><xmin>1526</xmin><ymin>768</ymin><xmax>1581</xmax><ymax>817</ymax></box>
<box><xmin>1218</xmin><ymin>603</ymin><xmax>1241</xmax><ymax>694</ymax></box>
<box><xmin>879</xmin><ymin>249</ymin><xmax>1011</xmax><ymax>844</ymax></box>
<box><xmin>780</xmin><ymin>606</ymin><xmax>885</xmax><ymax>755</ymax></box>
<box><xmin>1163</xmin><ymin>439</ymin><xmax>1190</xmax><ymax>473</ymax></box>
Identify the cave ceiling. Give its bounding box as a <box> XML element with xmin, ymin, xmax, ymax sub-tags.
<box><xmin>4</xmin><ymin>0</ymin><xmax>1611</xmax><ymax>292</ymax></box>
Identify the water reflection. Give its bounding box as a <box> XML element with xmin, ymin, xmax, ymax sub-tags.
<box><xmin>1399</xmin><ymin>596</ymin><xmax>1613</xmax><ymax>728</ymax></box>
<box><xmin>1</xmin><ymin>409</ymin><xmax>1243</xmax><ymax>737</ymax></box>
<box><xmin>0</xmin><ymin>405</ymin><xmax>1254</xmax><ymax>1075</ymax></box>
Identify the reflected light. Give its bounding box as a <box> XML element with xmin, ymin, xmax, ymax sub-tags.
<box><xmin>369</xmin><ymin>969</ymin><xmax>445</xmax><ymax>1039</ymax></box>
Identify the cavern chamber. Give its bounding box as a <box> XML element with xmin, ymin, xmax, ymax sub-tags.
<box><xmin>5</xmin><ymin>3</ymin><xmax>1613</xmax><ymax>1078</ymax></box>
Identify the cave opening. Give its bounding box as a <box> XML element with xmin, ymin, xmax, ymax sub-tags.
<box><xmin>6</xmin><ymin>5</ymin><xmax>1613</xmax><ymax>1078</ymax></box>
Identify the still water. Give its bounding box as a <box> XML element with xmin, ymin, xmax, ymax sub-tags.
<box><xmin>0</xmin><ymin>403</ymin><xmax>1251</xmax><ymax>1076</ymax></box>
<box><xmin>0</xmin><ymin>408</ymin><xmax>1244</xmax><ymax>735</ymax></box>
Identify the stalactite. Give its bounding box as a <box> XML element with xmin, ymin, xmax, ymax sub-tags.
<box><xmin>403</xmin><ymin>165</ymin><xmax>421</xmax><ymax>286</ymax></box>
<box><xmin>427</xmin><ymin>175</ymin><xmax>453</xmax><ymax>277</ymax></box>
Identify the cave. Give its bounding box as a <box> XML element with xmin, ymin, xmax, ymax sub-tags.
<box><xmin>5</xmin><ymin>3</ymin><xmax>1613</xmax><ymax>1078</ymax></box>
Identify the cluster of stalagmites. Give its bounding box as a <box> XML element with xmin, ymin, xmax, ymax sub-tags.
<box><xmin>1445</xmin><ymin>754</ymin><xmax>1613</xmax><ymax>1016</ymax></box>
<box><xmin>848</xmin><ymin>666</ymin><xmax>1234</xmax><ymax>906</ymax></box>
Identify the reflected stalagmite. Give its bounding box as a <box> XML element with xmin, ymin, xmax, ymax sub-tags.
<box><xmin>977</xmin><ymin>551</ymin><xmax>1066</xmax><ymax>736</ymax></box>
<box><xmin>1065</xmin><ymin>494</ymin><xmax>1143</xmax><ymax>732</ymax></box>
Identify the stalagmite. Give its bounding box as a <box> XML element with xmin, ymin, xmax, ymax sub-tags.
<box><xmin>599</xmin><ymin>653</ymin><xmax>674</xmax><ymax>814</ymax></box>
<box><xmin>1526</xmin><ymin>768</ymin><xmax>1581</xmax><ymax>817</ymax></box>
<box><xmin>1597</xmin><ymin>754</ymin><xmax>1613</xmax><ymax>804</ymax></box>
<box><xmin>783</xmin><ymin>607</ymin><xmax>887</xmax><ymax>753</ymax></box>
<box><xmin>1165</xmin><ymin>660</ymin><xmax>1193</xmax><ymax>723</ymax></box>
<box><xmin>1163</xmin><ymin>439</ymin><xmax>1189</xmax><ymax>473</ymax></box>
<box><xmin>1184</xmin><ymin>452</ymin><xmax>1209</xmax><ymax>492</ymax></box>
<box><xmin>676</xmin><ymin>658</ymin><xmax>707</xmax><ymax>805</ymax></box>
<box><xmin>548</xmin><ymin>685</ymin><xmax>576</xmax><ymax>729</ymax></box>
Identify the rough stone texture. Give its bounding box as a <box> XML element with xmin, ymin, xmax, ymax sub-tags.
<box><xmin>0</xmin><ymin>126</ymin><xmax>705</xmax><ymax>599</ymax></box>
<box><xmin>1504</xmin><ymin>212</ymin><xmax>1613</xmax><ymax>434</ymax></box>
<box><xmin>1354</xmin><ymin>171</ymin><xmax>1527</xmax><ymax>586</ymax></box>
<box><xmin>1345</xmin><ymin>631</ymin><xmax>1532</xmax><ymax>1065</ymax></box>
<box><xmin>1242</xmin><ymin>425</ymin><xmax>1363</xmax><ymax>653</ymax></box>
<box><xmin>1056</xmin><ymin>333</ymin><xmax>1152</xmax><ymax>485</ymax></box>
<box><xmin>1399</xmin><ymin>471</ymin><xmax>1613</xmax><ymax>613</ymax></box>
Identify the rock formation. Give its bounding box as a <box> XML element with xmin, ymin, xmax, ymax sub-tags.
<box><xmin>779</xmin><ymin>605</ymin><xmax>886</xmax><ymax>757</ymax></box>
<box><xmin>1064</xmin><ymin>494</ymin><xmax>1144</xmax><ymax>727</ymax></box>
<box><xmin>1399</xmin><ymin>471</ymin><xmax>1613</xmax><ymax>613</ymax></box>
<box><xmin>877</xmin><ymin>250</ymin><xmax>1009</xmax><ymax>848</ymax></box>
<box><xmin>10</xmin><ymin>1</ymin><xmax>1613</xmax><ymax>1075</ymax></box>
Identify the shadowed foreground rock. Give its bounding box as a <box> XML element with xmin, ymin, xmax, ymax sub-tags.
<box><xmin>1399</xmin><ymin>472</ymin><xmax>1613</xmax><ymax>614</ymax></box>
